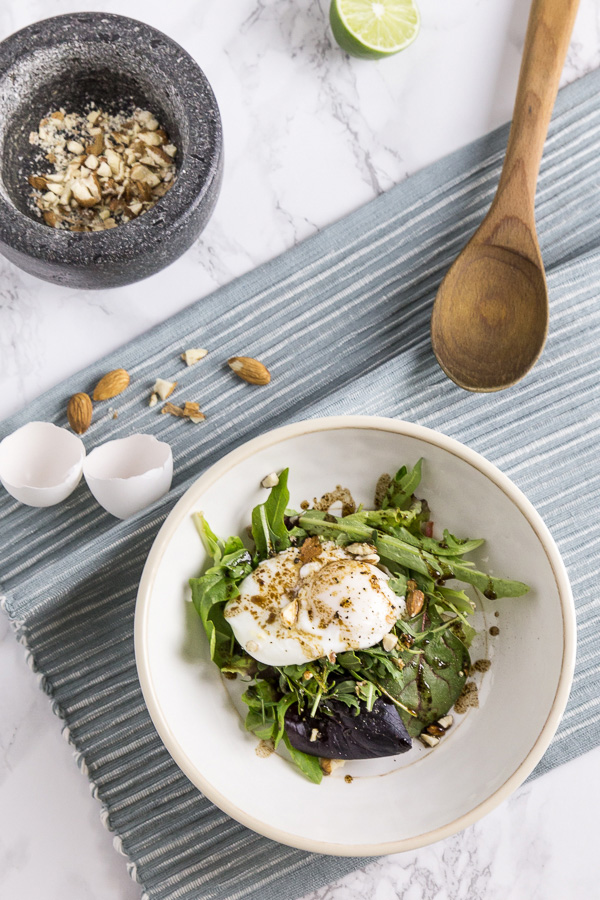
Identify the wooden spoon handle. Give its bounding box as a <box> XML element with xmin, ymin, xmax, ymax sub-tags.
<box><xmin>495</xmin><ymin>0</ymin><xmax>580</xmax><ymax>219</ymax></box>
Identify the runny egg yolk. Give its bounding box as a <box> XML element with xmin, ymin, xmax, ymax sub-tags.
<box><xmin>224</xmin><ymin>541</ymin><xmax>404</xmax><ymax>666</ymax></box>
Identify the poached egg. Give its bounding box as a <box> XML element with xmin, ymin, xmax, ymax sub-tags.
<box><xmin>224</xmin><ymin>540</ymin><xmax>404</xmax><ymax>666</ymax></box>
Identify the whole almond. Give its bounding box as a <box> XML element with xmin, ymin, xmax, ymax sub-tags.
<box><xmin>67</xmin><ymin>392</ymin><xmax>93</xmax><ymax>434</ymax></box>
<box><xmin>406</xmin><ymin>587</ymin><xmax>425</xmax><ymax>617</ymax></box>
<box><xmin>227</xmin><ymin>356</ymin><xmax>271</xmax><ymax>386</ymax></box>
<box><xmin>93</xmin><ymin>368</ymin><xmax>130</xmax><ymax>401</ymax></box>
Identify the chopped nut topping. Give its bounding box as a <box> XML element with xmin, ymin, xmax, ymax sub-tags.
<box><xmin>345</xmin><ymin>542</ymin><xmax>377</xmax><ymax>557</ymax></box>
<box><xmin>299</xmin><ymin>536</ymin><xmax>322</xmax><ymax>565</ymax></box>
<box><xmin>454</xmin><ymin>682</ymin><xmax>479</xmax><ymax>714</ymax></box>
<box><xmin>437</xmin><ymin>714</ymin><xmax>454</xmax><ymax>730</ymax></box>
<box><xmin>280</xmin><ymin>599</ymin><xmax>299</xmax><ymax>627</ymax></box>
<box><xmin>28</xmin><ymin>106</ymin><xmax>177</xmax><ymax>232</ymax></box>
<box><xmin>473</xmin><ymin>658</ymin><xmax>491</xmax><ymax>673</ymax></box>
<box><xmin>425</xmin><ymin>723</ymin><xmax>446</xmax><ymax>737</ymax></box>
<box><xmin>420</xmin><ymin>733</ymin><xmax>440</xmax><ymax>748</ymax></box>
<box><xmin>261</xmin><ymin>472</ymin><xmax>279</xmax><ymax>489</ymax></box>
<box><xmin>320</xmin><ymin>758</ymin><xmax>345</xmax><ymax>776</ymax></box>
<box><xmin>405</xmin><ymin>581</ymin><xmax>425</xmax><ymax>617</ymax></box>
<box><xmin>382</xmin><ymin>633</ymin><xmax>398</xmax><ymax>652</ymax></box>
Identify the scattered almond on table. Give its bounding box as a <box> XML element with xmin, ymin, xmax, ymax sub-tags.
<box><xmin>65</xmin><ymin>368</ymin><xmax>130</xmax><ymax>434</ymax></box>
<box><xmin>93</xmin><ymin>368</ymin><xmax>130</xmax><ymax>401</ymax></box>
<box><xmin>152</xmin><ymin>378</ymin><xmax>177</xmax><ymax>401</ymax></box>
<box><xmin>227</xmin><ymin>356</ymin><xmax>271</xmax><ymax>385</ymax></box>
<box><xmin>66</xmin><ymin>392</ymin><xmax>93</xmax><ymax>434</ymax></box>
<box><xmin>181</xmin><ymin>348</ymin><xmax>208</xmax><ymax>366</ymax></box>
<box><xmin>161</xmin><ymin>401</ymin><xmax>206</xmax><ymax>424</ymax></box>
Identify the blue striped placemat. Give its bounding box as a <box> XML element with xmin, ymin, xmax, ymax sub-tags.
<box><xmin>1</xmin><ymin>67</ymin><xmax>600</xmax><ymax>900</ymax></box>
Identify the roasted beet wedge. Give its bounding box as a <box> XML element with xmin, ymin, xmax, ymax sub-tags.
<box><xmin>285</xmin><ymin>697</ymin><xmax>412</xmax><ymax>759</ymax></box>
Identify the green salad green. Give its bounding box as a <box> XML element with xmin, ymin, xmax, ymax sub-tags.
<box><xmin>189</xmin><ymin>461</ymin><xmax>529</xmax><ymax>783</ymax></box>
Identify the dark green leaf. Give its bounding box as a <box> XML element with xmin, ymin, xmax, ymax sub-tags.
<box><xmin>282</xmin><ymin>732</ymin><xmax>323</xmax><ymax>784</ymax></box>
<box><xmin>190</xmin><ymin>516</ymin><xmax>253</xmax><ymax>670</ymax></box>
<box><xmin>382</xmin><ymin>459</ymin><xmax>423</xmax><ymax>510</ymax></box>
<box><xmin>251</xmin><ymin>468</ymin><xmax>291</xmax><ymax>560</ymax></box>
<box><xmin>378</xmin><ymin>604</ymin><xmax>470</xmax><ymax>736</ymax></box>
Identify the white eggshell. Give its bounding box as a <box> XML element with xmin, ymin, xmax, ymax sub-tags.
<box><xmin>83</xmin><ymin>434</ymin><xmax>173</xmax><ymax>519</ymax></box>
<box><xmin>0</xmin><ymin>421</ymin><xmax>85</xmax><ymax>507</ymax></box>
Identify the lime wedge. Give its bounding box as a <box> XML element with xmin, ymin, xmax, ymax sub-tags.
<box><xmin>330</xmin><ymin>0</ymin><xmax>420</xmax><ymax>60</ymax></box>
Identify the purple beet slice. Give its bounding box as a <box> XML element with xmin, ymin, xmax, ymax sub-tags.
<box><xmin>285</xmin><ymin>697</ymin><xmax>412</xmax><ymax>759</ymax></box>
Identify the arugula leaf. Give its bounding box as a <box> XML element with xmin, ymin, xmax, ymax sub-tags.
<box><xmin>388</xmin><ymin>573</ymin><xmax>408</xmax><ymax>599</ymax></box>
<box><xmin>282</xmin><ymin>732</ymin><xmax>323</xmax><ymax>784</ymax></box>
<box><xmin>251</xmin><ymin>468</ymin><xmax>291</xmax><ymax>561</ymax></box>
<box><xmin>433</xmin><ymin>586</ymin><xmax>476</xmax><ymax>616</ymax></box>
<box><xmin>363</xmin><ymin>503</ymin><xmax>427</xmax><ymax>535</ymax></box>
<box><xmin>189</xmin><ymin>514</ymin><xmax>253</xmax><ymax>669</ymax></box>
<box><xmin>299</xmin><ymin>512</ymin><xmax>529</xmax><ymax>599</ymax></box>
<box><xmin>382</xmin><ymin>459</ymin><xmax>423</xmax><ymax>510</ymax></box>
<box><xmin>354</xmin><ymin>679</ymin><xmax>378</xmax><ymax>711</ymax></box>
<box><xmin>242</xmin><ymin>679</ymin><xmax>279</xmax><ymax>741</ymax></box>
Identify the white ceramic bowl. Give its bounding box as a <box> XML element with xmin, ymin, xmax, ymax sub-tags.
<box><xmin>134</xmin><ymin>416</ymin><xmax>575</xmax><ymax>856</ymax></box>
<box><xmin>0</xmin><ymin>421</ymin><xmax>85</xmax><ymax>507</ymax></box>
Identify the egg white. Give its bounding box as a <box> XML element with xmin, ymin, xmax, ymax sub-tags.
<box><xmin>224</xmin><ymin>541</ymin><xmax>404</xmax><ymax>666</ymax></box>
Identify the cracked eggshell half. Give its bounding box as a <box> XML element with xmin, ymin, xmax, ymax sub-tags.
<box><xmin>0</xmin><ymin>421</ymin><xmax>85</xmax><ymax>507</ymax></box>
<box><xmin>83</xmin><ymin>434</ymin><xmax>173</xmax><ymax>519</ymax></box>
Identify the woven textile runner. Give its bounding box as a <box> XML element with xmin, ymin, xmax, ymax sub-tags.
<box><xmin>2</xmin><ymin>68</ymin><xmax>600</xmax><ymax>900</ymax></box>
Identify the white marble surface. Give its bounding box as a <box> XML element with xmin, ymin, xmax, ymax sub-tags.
<box><xmin>1</xmin><ymin>0</ymin><xmax>599</xmax><ymax>898</ymax></box>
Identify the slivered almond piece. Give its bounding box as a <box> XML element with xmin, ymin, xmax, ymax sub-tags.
<box><xmin>382</xmin><ymin>633</ymin><xmax>398</xmax><ymax>652</ymax></box>
<box><xmin>105</xmin><ymin>148</ymin><xmax>121</xmax><ymax>175</ymax></box>
<box><xmin>181</xmin><ymin>348</ymin><xmax>208</xmax><ymax>366</ymax></box>
<box><xmin>137</xmin><ymin>131</ymin><xmax>163</xmax><ymax>146</ymax></box>
<box><xmin>144</xmin><ymin>145</ymin><xmax>172</xmax><ymax>167</ymax></box>
<box><xmin>130</xmin><ymin>164</ymin><xmax>160</xmax><ymax>187</ymax></box>
<box><xmin>29</xmin><ymin>175</ymin><xmax>48</xmax><ymax>190</ymax></box>
<box><xmin>280</xmin><ymin>599</ymin><xmax>298</xmax><ymax>627</ymax></box>
<box><xmin>320</xmin><ymin>758</ymin><xmax>345</xmax><ymax>776</ymax></box>
<box><xmin>71</xmin><ymin>174</ymin><xmax>101</xmax><ymax>207</ymax></box>
<box><xmin>43</xmin><ymin>210</ymin><xmax>60</xmax><ymax>227</ymax></box>
<box><xmin>161</xmin><ymin>402</ymin><xmax>186</xmax><ymax>418</ymax></box>
<box><xmin>161</xmin><ymin>401</ymin><xmax>206</xmax><ymax>422</ymax></box>
<box><xmin>153</xmin><ymin>378</ymin><xmax>177</xmax><ymax>401</ymax></box>
<box><xmin>97</xmin><ymin>160</ymin><xmax>112</xmax><ymax>178</ymax></box>
<box><xmin>85</xmin><ymin>132</ymin><xmax>104</xmax><ymax>157</ymax></box>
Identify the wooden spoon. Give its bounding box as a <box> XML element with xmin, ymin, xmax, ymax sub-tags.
<box><xmin>431</xmin><ymin>0</ymin><xmax>580</xmax><ymax>392</ymax></box>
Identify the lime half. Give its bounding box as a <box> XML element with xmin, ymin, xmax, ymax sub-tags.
<box><xmin>330</xmin><ymin>0</ymin><xmax>420</xmax><ymax>60</ymax></box>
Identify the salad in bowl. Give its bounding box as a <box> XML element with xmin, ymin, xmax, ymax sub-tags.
<box><xmin>190</xmin><ymin>460</ymin><xmax>529</xmax><ymax>783</ymax></box>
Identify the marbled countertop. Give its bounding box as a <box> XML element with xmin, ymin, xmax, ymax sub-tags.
<box><xmin>1</xmin><ymin>1</ymin><xmax>599</xmax><ymax>898</ymax></box>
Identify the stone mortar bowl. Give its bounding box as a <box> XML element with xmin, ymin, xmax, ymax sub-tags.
<box><xmin>0</xmin><ymin>13</ymin><xmax>223</xmax><ymax>289</ymax></box>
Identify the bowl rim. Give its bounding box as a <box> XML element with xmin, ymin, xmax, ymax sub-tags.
<box><xmin>0</xmin><ymin>12</ymin><xmax>222</xmax><ymax>256</ymax></box>
<box><xmin>134</xmin><ymin>414</ymin><xmax>576</xmax><ymax>856</ymax></box>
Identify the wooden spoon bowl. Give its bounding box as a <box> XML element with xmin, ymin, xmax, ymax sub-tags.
<box><xmin>432</xmin><ymin>240</ymin><xmax>548</xmax><ymax>392</ymax></box>
<box><xmin>431</xmin><ymin>0</ymin><xmax>579</xmax><ymax>392</ymax></box>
